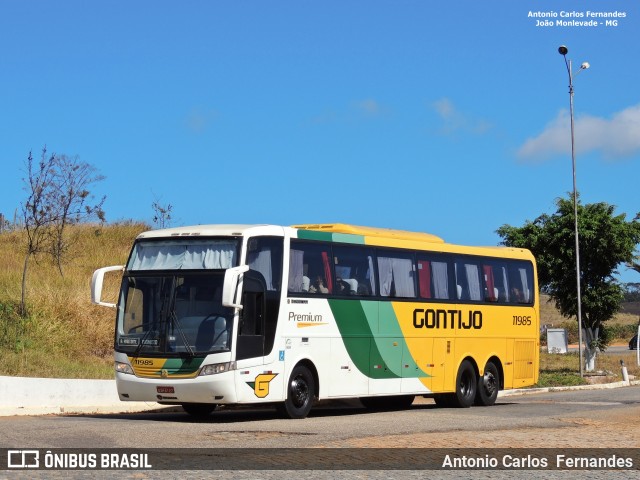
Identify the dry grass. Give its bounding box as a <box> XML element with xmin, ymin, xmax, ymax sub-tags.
<box><xmin>0</xmin><ymin>222</ymin><xmax>148</xmax><ymax>378</ymax></box>
<box><xmin>1</xmin><ymin>223</ymin><xmax>638</xmax><ymax>382</ymax></box>
<box><xmin>538</xmin><ymin>350</ymin><xmax>640</xmax><ymax>387</ymax></box>
<box><xmin>540</xmin><ymin>293</ymin><xmax>639</xmax><ymax>327</ymax></box>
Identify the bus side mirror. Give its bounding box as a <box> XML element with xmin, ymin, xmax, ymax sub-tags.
<box><xmin>222</xmin><ymin>265</ymin><xmax>250</xmax><ymax>309</ymax></box>
<box><xmin>91</xmin><ymin>265</ymin><xmax>124</xmax><ymax>307</ymax></box>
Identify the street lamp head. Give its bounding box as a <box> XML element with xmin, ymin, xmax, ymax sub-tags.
<box><xmin>581</xmin><ymin>62</ymin><xmax>590</xmax><ymax>70</ymax></box>
<box><xmin>558</xmin><ymin>45</ymin><xmax>569</xmax><ymax>55</ymax></box>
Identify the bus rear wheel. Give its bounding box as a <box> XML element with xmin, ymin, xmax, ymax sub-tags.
<box><xmin>475</xmin><ymin>361</ymin><xmax>500</xmax><ymax>406</ymax></box>
<box><xmin>451</xmin><ymin>360</ymin><xmax>477</xmax><ymax>408</ymax></box>
<box><xmin>279</xmin><ymin>364</ymin><xmax>316</xmax><ymax>419</ymax></box>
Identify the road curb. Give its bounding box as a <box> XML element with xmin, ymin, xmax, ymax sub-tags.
<box><xmin>1</xmin><ymin>375</ymin><xmax>638</xmax><ymax>417</ymax></box>
<box><xmin>0</xmin><ymin>375</ymin><xmax>172</xmax><ymax>417</ymax></box>
<box><xmin>499</xmin><ymin>379</ymin><xmax>640</xmax><ymax>397</ymax></box>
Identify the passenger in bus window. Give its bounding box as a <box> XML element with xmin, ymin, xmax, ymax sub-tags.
<box><xmin>309</xmin><ymin>275</ymin><xmax>329</xmax><ymax>294</ymax></box>
<box><xmin>335</xmin><ymin>277</ymin><xmax>351</xmax><ymax>295</ymax></box>
<box><xmin>357</xmin><ymin>282</ymin><xmax>370</xmax><ymax>296</ymax></box>
<box><xmin>510</xmin><ymin>287</ymin><xmax>525</xmax><ymax>303</ymax></box>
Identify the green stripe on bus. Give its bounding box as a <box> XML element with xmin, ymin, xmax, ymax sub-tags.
<box><xmin>161</xmin><ymin>357</ymin><xmax>205</xmax><ymax>374</ymax></box>
<box><xmin>328</xmin><ymin>299</ymin><xmax>399</xmax><ymax>379</ymax></box>
<box><xmin>328</xmin><ymin>300</ymin><xmax>429</xmax><ymax>380</ymax></box>
<box><xmin>331</xmin><ymin>233</ymin><xmax>365</xmax><ymax>244</ymax></box>
<box><xmin>296</xmin><ymin>229</ymin><xmax>365</xmax><ymax>244</ymax></box>
<box><xmin>296</xmin><ymin>230</ymin><xmax>334</xmax><ymax>241</ymax></box>
<box><xmin>374</xmin><ymin>302</ymin><xmax>426</xmax><ymax>378</ymax></box>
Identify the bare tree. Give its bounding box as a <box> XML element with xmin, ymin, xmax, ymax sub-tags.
<box><xmin>20</xmin><ymin>147</ymin><xmax>106</xmax><ymax>314</ymax></box>
<box><xmin>152</xmin><ymin>196</ymin><xmax>173</xmax><ymax>229</ymax></box>
<box><xmin>21</xmin><ymin>148</ymin><xmax>57</xmax><ymax>314</ymax></box>
<box><xmin>47</xmin><ymin>154</ymin><xmax>106</xmax><ymax>275</ymax></box>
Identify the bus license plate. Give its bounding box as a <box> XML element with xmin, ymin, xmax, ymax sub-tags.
<box><xmin>156</xmin><ymin>386</ymin><xmax>175</xmax><ymax>394</ymax></box>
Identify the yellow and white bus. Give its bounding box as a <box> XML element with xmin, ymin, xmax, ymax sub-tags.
<box><xmin>91</xmin><ymin>223</ymin><xmax>539</xmax><ymax>419</ymax></box>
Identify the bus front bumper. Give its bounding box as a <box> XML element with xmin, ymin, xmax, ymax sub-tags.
<box><xmin>115</xmin><ymin>371</ymin><xmax>238</xmax><ymax>405</ymax></box>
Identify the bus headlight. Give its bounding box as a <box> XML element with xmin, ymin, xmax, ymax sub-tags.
<box><xmin>199</xmin><ymin>362</ymin><xmax>236</xmax><ymax>376</ymax></box>
<box><xmin>115</xmin><ymin>361</ymin><xmax>134</xmax><ymax>375</ymax></box>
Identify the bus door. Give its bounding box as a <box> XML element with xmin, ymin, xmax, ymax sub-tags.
<box><xmin>429</xmin><ymin>337</ymin><xmax>448</xmax><ymax>392</ymax></box>
<box><xmin>235</xmin><ymin>271</ymin><xmax>279</xmax><ymax>403</ymax></box>
<box><xmin>236</xmin><ymin>271</ymin><xmax>267</xmax><ymax>364</ymax></box>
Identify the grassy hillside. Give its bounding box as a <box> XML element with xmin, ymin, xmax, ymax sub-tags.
<box><xmin>0</xmin><ymin>222</ymin><xmax>147</xmax><ymax>378</ymax></box>
<box><xmin>0</xmin><ymin>223</ymin><xmax>638</xmax><ymax>380</ymax></box>
<box><xmin>539</xmin><ymin>294</ymin><xmax>639</xmax><ymax>344</ymax></box>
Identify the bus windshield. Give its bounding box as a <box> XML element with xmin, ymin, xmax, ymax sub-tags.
<box><xmin>127</xmin><ymin>238</ymin><xmax>239</xmax><ymax>270</ymax></box>
<box><xmin>116</xmin><ymin>272</ymin><xmax>234</xmax><ymax>356</ymax></box>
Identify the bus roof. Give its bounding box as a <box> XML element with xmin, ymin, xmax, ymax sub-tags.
<box><xmin>135</xmin><ymin>224</ymin><xmax>281</xmax><ymax>239</ymax></box>
<box><xmin>293</xmin><ymin>223</ymin><xmax>445</xmax><ymax>244</ymax></box>
<box><xmin>133</xmin><ymin>224</ymin><xmax>531</xmax><ymax>262</ymax></box>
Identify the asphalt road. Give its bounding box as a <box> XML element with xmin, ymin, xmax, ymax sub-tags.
<box><xmin>1</xmin><ymin>385</ymin><xmax>638</xmax><ymax>479</ymax></box>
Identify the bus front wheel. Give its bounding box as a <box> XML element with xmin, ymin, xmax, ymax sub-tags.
<box><xmin>279</xmin><ymin>364</ymin><xmax>316</xmax><ymax>419</ymax></box>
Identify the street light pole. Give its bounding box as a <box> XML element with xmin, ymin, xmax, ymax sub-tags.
<box><xmin>558</xmin><ymin>45</ymin><xmax>589</xmax><ymax>377</ymax></box>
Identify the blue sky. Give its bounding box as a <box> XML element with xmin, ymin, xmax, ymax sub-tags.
<box><xmin>1</xmin><ymin>1</ymin><xmax>638</xmax><ymax>282</ymax></box>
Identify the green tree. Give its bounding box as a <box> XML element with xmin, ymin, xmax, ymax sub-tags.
<box><xmin>628</xmin><ymin>216</ymin><xmax>640</xmax><ymax>275</ymax></box>
<box><xmin>497</xmin><ymin>195</ymin><xmax>640</xmax><ymax>371</ymax></box>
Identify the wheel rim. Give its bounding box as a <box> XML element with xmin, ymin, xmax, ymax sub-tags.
<box><xmin>482</xmin><ymin>370</ymin><xmax>498</xmax><ymax>396</ymax></box>
<box><xmin>290</xmin><ymin>375</ymin><xmax>310</xmax><ymax>408</ymax></box>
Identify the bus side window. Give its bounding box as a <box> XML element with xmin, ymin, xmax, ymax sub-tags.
<box><xmin>332</xmin><ymin>245</ymin><xmax>376</xmax><ymax>297</ymax></box>
<box><xmin>289</xmin><ymin>241</ymin><xmax>333</xmax><ymax>295</ymax></box>
<box><xmin>247</xmin><ymin>236</ymin><xmax>283</xmax><ymax>292</ymax></box>
<box><xmin>377</xmin><ymin>250</ymin><xmax>416</xmax><ymax>298</ymax></box>
<box><xmin>455</xmin><ymin>260</ymin><xmax>482</xmax><ymax>301</ymax></box>
<box><xmin>482</xmin><ymin>262</ymin><xmax>510</xmax><ymax>303</ymax></box>
<box><xmin>507</xmin><ymin>262</ymin><xmax>534</xmax><ymax>304</ymax></box>
<box><xmin>417</xmin><ymin>255</ymin><xmax>451</xmax><ymax>300</ymax></box>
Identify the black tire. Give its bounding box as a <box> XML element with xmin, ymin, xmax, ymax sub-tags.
<box><xmin>182</xmin><ymin>403</ymin><xmax>216</xmax><ymax>418</ymax></box>
<box><xmin>475</xmin><ymin>361</ymin><xmax>500</xmax><ymax>406</ymax></box>
<box><xmin>451</xmin><ymin>360</ymin><xmax>477</xmax><ymax>408</ymax></box>
<box><xmin>360</xmin><ymin>395</ymin><xmax>415</xmax><ymax>411</ymax></box>
<box><xmin>280</xmin><ymin>364</ymin><xmax>316</xmax><ymax>419</ymax></box>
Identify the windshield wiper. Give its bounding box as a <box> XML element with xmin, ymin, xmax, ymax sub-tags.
<box><xmin>134</xmin><ymin>276</ymin><xmax>172</xmax><ymax>357</ymax></box>
<box><xmin>169</xmin><ymin>309</ymin><xmax>195</xmax><ymax>357</ymax></box>
<box><xmin>133</xmin><ymin>326</ymin><xmax>155</xmax><ymax>357</ymax></box>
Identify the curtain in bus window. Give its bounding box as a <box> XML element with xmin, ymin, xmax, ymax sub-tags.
<box><xmin>432</xmin><ymin>261</ymin><xmax>449</xmax><ymax>299</ymax></box>
<box><xmin>367</xmin><ymin>256</ymin><xmax>377</xmax><ymax>295</ymax></box>
<box><xmin>393</xmin><ymin>258</ymin><xmax>415</xmax><ymax>297</ymax></box>
<box><xmin>519</xmin><ymin>267</ymin><xmax>530</xmax><ymax>303</ymax></box>
<box><xmin>465</xmin><ymin>264</ymin><xmax>482</xmax><ymax>301</ymax></box>
<box><xmin>129</xmin><ymin>241</ymin><xmax>236</xmax><ymax>270</ymax></box>
<box><xmin>503</xmin><ymin>266</ymin><xmax>510</xmax><ymax>302</ymax></box>
<box><xmin>483</xmin><ymin>265</ymin><xmax>496</xmax><ymax>302</ymax></box>
<box><xmin>248</xmin><ymin>248</ymin><xmax>274</xmax><ymax>291</ymax></box>
<box><xmin>378</xmin><ymin>256</ymin><xmax>415</xmax><ymax>297</ymax></box>
<box><xmin>288</xmin><ymin>249</ymin><xmax>304</xmax><ymax>292</ymax></box>
<box><xmin>378</xmin><ymin>257</ymin><xmax>393</xmax><ymax>296</ymax></box>
<box><xmin>418</xmin><ymin>261</ymin><xmax>432</xmax><ymax>299</ymax></box>
<box><xmin>322</xmin><ymin>251</ymin><xmax>333</xmax><ymax>293</ymax></box>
